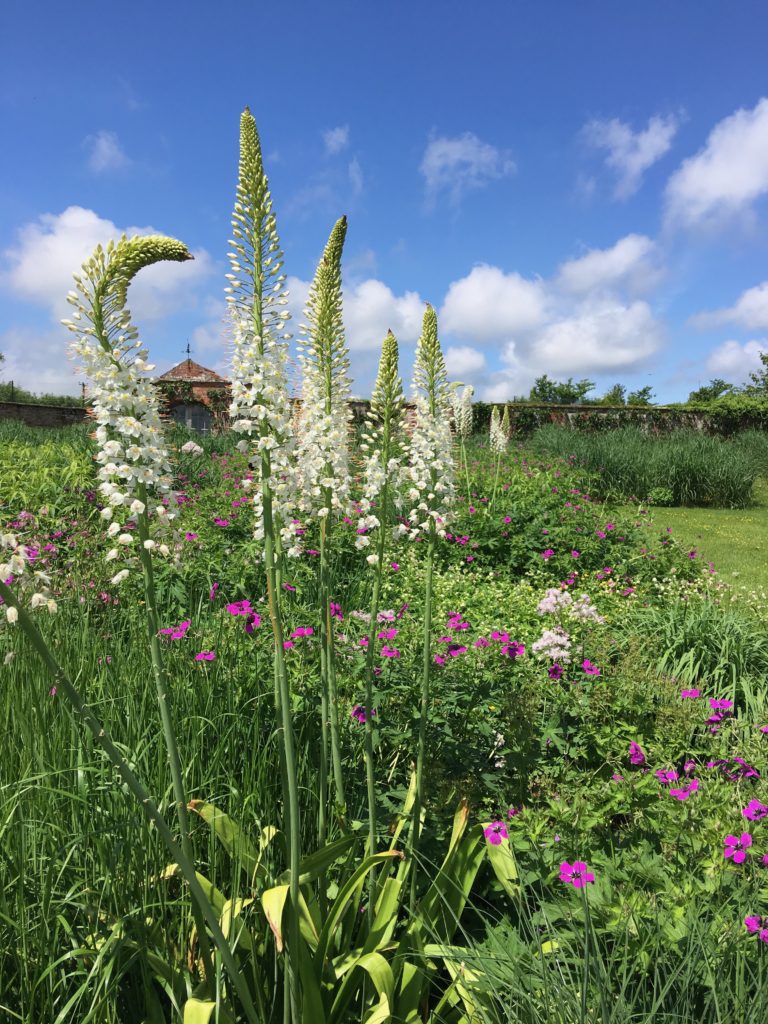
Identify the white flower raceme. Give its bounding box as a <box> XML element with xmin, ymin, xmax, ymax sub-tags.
<box><xmin>62</xmin><ymin>235</ymin><xmax>190</xmax><ymax>580</ymax></box>
<box><xmin>295</xmin><ymin>216</ymin><xmax>353</xmax><ymax>522</ymax></box>
<box><xmin>406</xmin><ymin>306</ymin><xmax>455</xmax><ymax>540</ymax></box>
<box><xmin>490</xmin><ymin>406</ymin><xmax>508</xmax><ymax>453</ymax></box>
<box><xmin>1</xmin><ymin>532</ymin><xmax>57</xmax><ymax>624</ymax></box>
<box><xmin>451</xmin><ymin>384</ymin><xmax>474</xmax><ymax>439</ymax></box>
<box><xmin>356</xmin><ymin>330</ymin><xmax>407</xmax><ymax>551</ymax></box>
<box><xmin>227</xmin><ymin>107</ymin><xmax>301</xmax><ymax>555</ymax></box>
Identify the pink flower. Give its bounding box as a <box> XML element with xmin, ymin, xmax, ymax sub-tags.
<box><xmin>709</xmin><ymin>698</ymin><xmax>733</xmax><ymax>710</ymax></box>
<box><xmin>291</xmin><ymin>626</ymin><xmax>314</xmax><ymax>639</ymax></box>
<box><xmin>484</xmin><ymin>821</ymin><xmax>508</xmax><ymax>845</ymax></box>
<box><xmin>209</xmin><ymin>582</ymin><xmax>219</xmax><ymax>602</ymax></box>
<box><xmin>377</xmin><ymin>628</ymin><xmax>398</xmax><ymax>640</ymax></box>
<box><xmin>681</xmin><ymin>688</ymin><xmax>700</xmax><ymax>699</ymax></box>
<box><xmin>742</xmin><ymin>800</ymin><xmax>768</xmax><ymax>822</ymax></box>
<box><xmin>628</xmin><ymin>741</ymin><xmax>645</xmax><ymax>766</ymax></box>
<box><xmin>195</xmin><ymin>651</ymin><xmax>216</xmax><ymax>662</ymax></box>
<box><xmin>571</xmin><ymin>550</ymin><xmax>580</xmax><ymax>559</ymax></box>
<box><xmin>724</xmin><ymin>832</ymin><xmax>752</xmax><ymax>864</ymax></box>
<box><xmin>542</xmin><ymin>548</ymin><xmax>555</xmax><ymax>560</ymax></box>
<box><xmin>184</xmin><ymin>532</ymin><xmax>198</xmax><ymax>541</ymax></box>
<box><xmin>669</xmin><ymin>778</ymin><xmax>699</xmax><ymax>801</ymax></box>
<box><xmin>390</xmin><ymin>562</ymin><xmax>400</xmax><ymax>571</ymax></box>
<box><xmin>559</xmin><ymin>860</ymin><xmax>595</xmax><ymax>888</ymax></box>
<box><xmin>226</xmin><ymin>600</ymin><xmax>253</xmax><ymax>617</ymax></box>
<box><xmin>214</xmin><ymin>518</ymin><xmax>229</xmax><ymax>527</ymax></box>
<box><xmin>581</xmin><ymin>659</ymin><xmax>600</xmax><ymax>676</ymax></box>
<box><xmin>380</xmin><ymin>645</ymin><xmax>400</xmax><ymax>658</ymax></box>
<box><xmin>159</xmin><ymin>619</ymin><xmax>191</xmax><ymax>640</ymax></box>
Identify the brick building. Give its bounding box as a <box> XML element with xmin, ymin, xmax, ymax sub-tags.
<box><xmin>153</xmin><ymin>359</ymin><xmax>230</xmax><ymax>432</ymax></box>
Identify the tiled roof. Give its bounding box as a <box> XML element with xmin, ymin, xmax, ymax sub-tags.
<box><xmin>156</xmin><ymin>359</ymin><xmax>228</xmax><ymax>383</ymax></box>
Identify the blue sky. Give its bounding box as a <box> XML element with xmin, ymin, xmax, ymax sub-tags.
<box><xmin>2</xmin><ymin>0</ymin><xmax>768</xmax><ymax>403</ymax></box>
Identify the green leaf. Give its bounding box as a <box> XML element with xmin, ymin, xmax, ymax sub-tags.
<box><xmin>188</xmin><ymin>801</ymin><xmax>271</xmax><ymax>886</ymax></box>
<box><xmin>483</xmin><ymin>827</ymin><xmax>519</xmax><ymax>898</ymax></box>
<box><xmin>276</xmin><ymin>833</ymin><xmax>357</xmax><ymax>886</ymax></box>
<box><xmin>183</xmin><ymin>998</ymin><xmax>234</xmax><ymax>1023</ymax></box>
<box><xmin>261</xmin><ymin>884</ymin><xmax>290</xmax><ymax>952</ymax></box>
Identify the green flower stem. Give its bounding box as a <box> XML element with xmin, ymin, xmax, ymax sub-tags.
<box><xmin>0</xmin><ymin>579</ymin><xmax>260</xmax><ymax>1024</ymax></box>
<box><xmin>409</xmin><ymin>519</ymin><xmax>437</xmax><ymax>914</ymax></box>
<box><xmin>261</xmin><ymin>462</ymin><xmax>301</xmax><ymax>1021</ymax></box>
<box><xmin>491</xmin><ymin>450</ymin><xmax>502</xmax><ymax>511</ymax></box>
<box><xmin>320</xmin><ymin>513</ymin><xmax>346</xmax><ymax>819</ymax></box>
<box><xmin>134</xmin><ymin>491</ymin><xmax>214</xmax><ymax>983</ymax></box>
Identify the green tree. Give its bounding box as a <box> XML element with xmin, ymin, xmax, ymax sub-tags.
<box><xmin>745</xmin><ymin>351</ymin><xmax>768</xmax><ymax>392</ymax></box>
<box><xmin>627</xmin><ymin>385</ymin><xmax>655</xmax><ymax>406</ymax></box>
<box><xmin>529</xmin><ymin>374</ymin><xmax>595</xmax><ymax>404</ymax></box>
<box><xmin>687</xmin><ymin>378</ymin><xmax>734</xmax><ymax>403</ymax></box>
<box><xmin>599</xmin><ymin>382</ymin><xmax>626</xmax><ymax>405</ymax></box>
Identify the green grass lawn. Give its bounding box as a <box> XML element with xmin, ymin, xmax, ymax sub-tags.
<box><xmin>647</xmin><ymin>477</ymin><xmax>768</xmax><ymax>599</ymax></box>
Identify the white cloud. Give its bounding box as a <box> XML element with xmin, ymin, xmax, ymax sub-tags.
<box><xmin>84</xmin><ymin>130</ymin><xmax>129</xmax><ymax>173</ymax></box>
<box><xmin>323</xmin><ymin>125</ymin><xmax>349</xmax><ymax>155</ymax></box>
<box><xmin>705</xmin><ymin>338</ymin><xmax>766</xmax><ymax>379</ymax></box>
<box><xmin>691</xmin><ymin>280</ymin><xmax>768</xmax><ymax>331</ymax></box>
<box><xmin>583</xmin><ymin>113</ymin><xmax>679</xmax><ymax>198</ymax></box>
<box><xmin>2</xmin><ymin>206</ymin><xmax>215</xmax><ymax>321</ymax></box>
<box><xmin>348</xmin><ymin>157</ymin><xmax>364</xmax><ymax>198</ymax></box>
<box><xmin>531</xmin><ymin>299</ymin><xmax>664</xmax><ymax>374</ymax></box>
<box><xmin>344</xmin><ymin>279</ymin><xmax>424</xmax><ymax>351</ymax></box>
<box><xmin>440</xmin><ymin>265</ymin><xmax>546</xmax><ymax>341</ymax></box>
<box><xmin>0</xmin><ymin>326</ymin><xmax>81</xmax><ymax>396</ymax></box>
<box><xmin>444</xmin><ymin>345</ymin><xmax>486</xmax><ymax>377</ymax></box>
<box><xmin>557</xmin><ymin>234</ymin><xmax>660</xmax><ymax>295</ymax></box>
<box><xmin>287</xmin><ymin>274</ymin><xmax>424</xmax><ymax>354</ymax></box>
<box><xmin>665</xmin><ymin>98</ymin><xmax>768</xmax><ymax>229</ymax></box>
<box><xmin>420</xmin><ymin>132</ymin><xmax>515</xmax><ymax>207</ymax></box>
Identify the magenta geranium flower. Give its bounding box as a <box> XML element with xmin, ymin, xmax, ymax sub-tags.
<box><xmin>559</xmin><ymin>860</ymin><xmax>595</xmax><ymax>888</ymax></box>
<box><xmin>214</xmin><ymin>518</ymin><xmax>230</xmax><ymax>527</ymax></box>
<box><xmin>380</xmin><ymin>645</ymin><xmax>400</xmax><ymax>658</ymax></box>
<box><xmin>159</xmin><ymin>619</ymin><xmax>191</xmax><ymax>640</ymax></box>
<box><xmin>226</xmin><ymin>599</ymin><xmax>253</xmax><ymax>616</ymax></box>
<box><xmin>351</xmin><ymin>704</ymin><xmax>377</xmax><ymax>724</ymax></box>
<box><xmin>377</xmin><ymin>628</ymin><xmax>398</xmax><ymax>640</ymax></box>
<box><xmin>655</xmin><ymin>768</ymin><xmax>679</xmax><ymax>784</ymax></box>
<box><xmin>681</xmin><ymin>688</ymin><xmax>700</xmax><ymax>699</ymax></box>
<box><xmin>742</xmin><ymin>800</ymin><xmax>768</xmax><ymax>822</ymax></box>
<box><xmin>669</xmin><ymin>778</ymin><xmax>699</xmax><ymax>800</ymax></box>
<box><xmin>629</xmin><ymin>741</ymin><xmax>645</xmax><ymax>766</ymax></box>
<box><xmin>195</xmin><ymin>651</ymin><xmax>216</xmax><ymax>661</ymax></box>
<box><xmin>291</xmin><ymin>626</ymin><xmax>314</xmax><ymax>639</ymax></box>
<box><xmin>542</xmin><ymin>548</ymin><xmax>555</xmax><ymax>560</ymax></box>
<box><xmin>724</xmin><ymin>832</ymin><xmax>752</xmax><ymax>864</ymax></box>
<box><xmin>483</xmin><ymin>821</ymin><xmax>508</xmax><ymax>845</ymax></box>
<box><xmin>244</xmin><ymin>612</ymin><xmax>261</xmax><ymax>634</ymax></box>
<box><xmin>503</xmin><ymin>642</ymin><xmax>525</xmax><ymax>658</ymax></box>
<box><xmin>709</xmin><ymin>698</ymin><xmax>733</xmax><ymax>710</ymax></box>
<box><xmin>582</xmin><ymin>659</ymin><xmax>600</xmax><ymax>676</ymax></box>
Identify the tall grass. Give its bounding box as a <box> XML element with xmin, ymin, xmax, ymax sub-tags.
<box><xmin>528</xmin><ymin>425</ymin><xmax>758</xmax><ymax>508</ymax></box>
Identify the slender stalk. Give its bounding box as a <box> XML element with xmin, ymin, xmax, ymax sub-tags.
<box><xmin>261</xmin><ymin>464</ymin><xmax>301</xmax><ymax>1022</ymax></box>
<box><xmin>320</xmin><ymin>514</ymin><xmax>346</xmax><ymax>816</ymax></box>
<box><xmin>135</xmin><ymin>488</ymin><xmax>214</xmax><ymax>983</ymax></box>
<box><xmin>0</xmin><ymin>579</ymin><xmax>260</xmax><ymax>1024</ymax></box>
<box><xmin>409</xmin><ymin>520</ymin><xmax>436</xmax><ymax>913</ymax></box>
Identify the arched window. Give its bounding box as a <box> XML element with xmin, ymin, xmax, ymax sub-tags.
<box><xmin>171</xmin><ymin>402</ymin><xmax>212</xmax><ymax>433</ymax></box>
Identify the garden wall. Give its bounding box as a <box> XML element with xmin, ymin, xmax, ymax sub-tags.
<box><xmin>0</xmin><ymin>401</ymin><xmax>88</xmax><ymax>428</ymax></box>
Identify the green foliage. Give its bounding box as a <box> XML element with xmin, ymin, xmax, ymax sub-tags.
<box><xmin>529</xmin><ymin>374</ymin><xmax>596</xmax><ymax>405</ymax></box>
<box><xmin>0</xmin><ymin>379</ymin><xmax>86</xmax><ymax>407</ymax></box>
<box><xmin>687</xmin><ymin>377</ymin><xmax>735</xmax><ymax>403</ymax></box>
<box><xmin>529</xmin><ymin>424</ymin><xmax>758</xmax><ymax>507</ymax></box>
